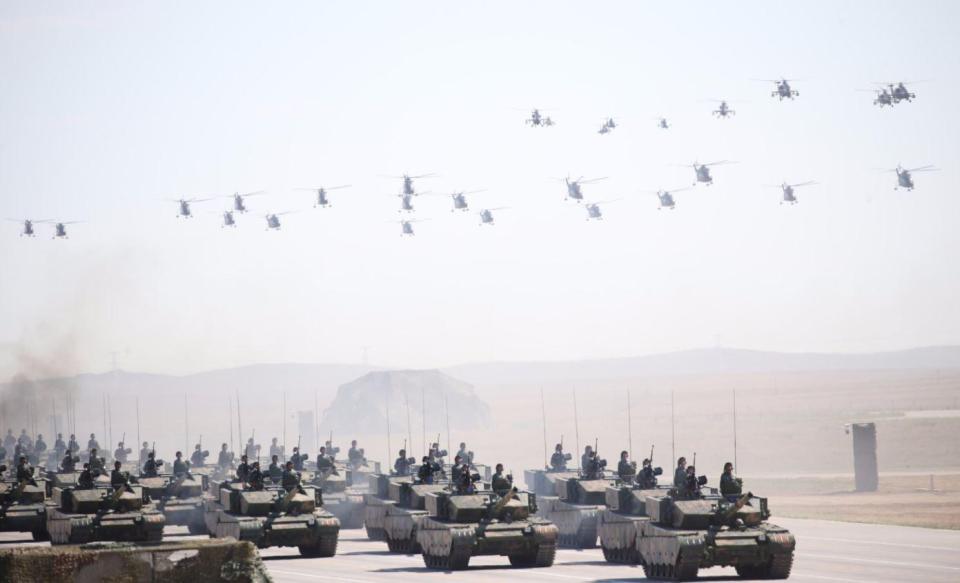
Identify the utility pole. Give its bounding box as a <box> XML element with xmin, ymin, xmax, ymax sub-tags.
<box><xmin>670</xmin><ymin>389</ymin><xmax>676</xmax><ymax>465</ymax></box>
<box><xmin>733</xmin><ymin>388</ymin><xmax>738</xmax><ymax>471</ymax></box>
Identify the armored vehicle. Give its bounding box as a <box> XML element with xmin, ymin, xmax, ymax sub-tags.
<box><xmin>363</xmin><ymin>472</ymin><xmax>411</xmax><ymax>541</ymax></box>
<box><xmin>599</xmin><ymin>484</ymin><xmax>666</xmax><ymax>563</ymax></box>
<box><xmin>537</xmin><ymin>475</ymin><xmax>615</xmax><ymax>548</ymax></box>
<box><xmin>0</xmin><ymin>477</ymin><xmax>48</xmax><ymax>540</ymax></box>
<box><xmin>417</xmin><ymin>489</ymin><xmax>558</xmax><ymax>570</ymax></box>
<box><xmin>523</xmin><ymin>469</ymin><xmax>578</xmax><ymax>497</ymax></box>
<box><xmin>307</xmin><ymin>470</ymin><xmax>365</xmax><ymax>529</ymax></box>
<box><xmin>139</xmin><ymin>473</ymin><xmax>209</xmax><ymax>534</ymax></box>
<box><xmin>383</xmin><ymin>480</ymin><xmax>448</xmax><ymax>553</ymax></box>
<box><xmin>204</xmin><ymin>480</ymin><xmax>340</xmax><ymax>557</ymax></box>
<box><xmin>46</xmin><ymin>484</ymin><xmax>165</xmax><ymax>544</ymax></box>
<box><xmin>638</xmin><ymin>490</ymin><xmax>795</xmax><ymax>580</ymax></box>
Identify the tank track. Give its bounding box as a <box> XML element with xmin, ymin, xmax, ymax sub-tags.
<box><xmin>299</xmin><ymin>533</ymin><xmax>338</xmax><ymax>557</ymax></box>
<box><xmin>421</xmin><ymin>526</ymin><xmax>473</xmax><ymax>570</ymax></box>
<box><xmin>507</xmin><ymin>523</ymin><xmax>558</xmax><ymax>568</ymax></box>
<box><xmin>365</xmin><ymin>525</ymin><xmax>386</xmax><ymax>541</ymax></box>
<box><xmin>557</xmin><ymin>517</ymin><xmax>598</xmax><ymax>549</ymax></box>
<box><xmin>736</xmin><ymin>550</ymin><xmax>794</xmax><ymax>579</ymax></box>
<box><xmin>386</xmin><ymin>534</ymin><xmax>421</xmax><ymax>554</ymax></box>
<box><xmin>602</xmin><ymin>545</ymin><xmax>639</xmax><ymax>564</ymax></box>
<box><xmin>641</xmin><ymin>548</ymin><xmax>700</xmax><ymax>581</ymax></box>
<box><xmin>143</xmin><ymin>512</ymin><xmax>165</xmax><ymax>542</ymax></box>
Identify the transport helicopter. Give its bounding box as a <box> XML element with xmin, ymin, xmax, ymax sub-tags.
<box><xmin>648</xmin><ymin>187</ymin><xmax>691</xmax><ymax>210</ymax></box>
<box><xmin>51</xmin><ymin>221</ymin><xmax>82</xmax><ymax>238</ymax></box>
<box><xmin>382</xmin><ymin>173</ymin><xmax>435</xmax><ymax>197</ymax></box>
<box><xmin>885</xmin><ymin>165</ymin><xmax>938</xmax><ymax>191</ymax></box>
<box><xmin>860</xmin><ymin>87</ymin><xmax>893</xmax><ymax>107</ymax></box>
<box><xmin>265</xmin><ymin>212</ymin><xmax>295</xmax><ymax>230</ymax></box>
<box><xmin>449</xmin><ymin>189</ymin><xmax>485</xmax><ymax>212</ymax></box>
<box><xmin>397</xmin><ymin>219</ymin><xmax>427</xmax><ymax>236</ymax></box>
<box><xmin>683</xmin><ymin>161</ymin><xmax>734</xmax><ymax>186</ymax></box>
<box><xmin>558</xmin><ymin>176</ymin><xmax>607</xmax><ymax>202</ymax></box>
<box><xmin>656</xmin><ymin>117</ymin><xmax>670</xmax><ymax>129</ymax></box>
<box><xmin>478</xmin><ymin>207</ymin><xmax>508</xmax><ymax>226</ymax></box>
<box><xmin>584</xmin><ymin>199</ymin><xmax>620</xmax><ymax>220</ymax></box>
<box><xmin>222</xmin><ymin>210</ymin><xmax>237</xmax><ymax>227</ymax></box>
<box><xmin>170</xmin><ymin>197</ymin><xmax>215</xmax><ymax>218</ymax></box>
<box><xmin>7</xmin><ymin>218</ymin><xmax>47</xmax><ymax>237</ymax></box>
<box><xmin>766</xmin><ymin>181</ymin><xmax>817</xmax><ymax>204</ymax></box>
<box><xmin>225</xmin><ymin>190</ymin><xmax>266</xmax><ymax>213</ymax></box>
<box><xmin>296</xmin><ymin>185</ymin><xmax>351</xmax><ymax>208</ymax></box>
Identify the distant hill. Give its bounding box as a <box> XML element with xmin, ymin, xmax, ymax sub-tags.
<box><xmin>318</xmin><ymin>370</ymin><xmax>491</xmax><ymax>435</ymax></box>
<box><xmin>441</xmin><ymin>346</ymin><xmax>960</xmax><ymax>386</ymax></box>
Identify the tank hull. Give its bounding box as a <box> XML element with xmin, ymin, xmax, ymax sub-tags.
<box><xmin>598</xmin><ymin>508</ymin><xmax>645</xmax><ymax>563</ymax></box>
<box><xmin>383</xmin><ymin>506</ymin><xmax>427</xmax><ymax>553</ymax></box>
<box><xmin>204</xmin><ymin>500</ymin><xmax>340</xmax><ymax>557</ymax></box>
<box><xmin>0</xmin><ymin>502</ymin><xmax>47</xmax><ymax>540</ymax></box>
<box><xmin>324</xmin><ymin>492</ymin><xmax>365</xmax><ymax>529</ymax></box>
<box><xmin>161</xmin><ymin>497</ymin><xmax>207</xmax><ymax>534</ymax></box>
<box><xmin>46</xmin><ymin>507</ymin><xmax>165</xmax><ymax>545</ymax></box>
<box><xmin>536</xmin><ymin>496</ymin><xmax>602</xmax><ymax>548</ymax></box>
<box><xmin>417</xmin><ymin>517</ymin><xmax>558</xmax><ymax>570</ymax></box>
<box><xmin>362</xmin><ymin>493</ymin><xmax>394</xmax><ymax>541</ymax></box>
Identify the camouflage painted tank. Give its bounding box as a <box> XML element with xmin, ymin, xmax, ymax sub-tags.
<box><xmin>46</xmin><ymin>484</ymin><xmax>165</xmax><ymax>544</ymax></box>
<box><xmin>417</xmin><ymin>489</ymin><xmax>558</xmax><ymax>570</ymax></box>
<box><xmin>138</xmin><ymin>473</ymin><xmax>209</xmax><ymax>534</ymax></box>
<box><xmin>204</xmin><ymin>480</ymin><xmax>340</xmax><ymax>557</ymax></box>
<box><xmin>306</xmin><ymin>470</ymin><xmax>365</xmax><ymax>529</ymax></box>
<box><xmin>0</xmin><ymin>478</ymin><xmax>48</xmax><ymax>541</ymax></box>
<box><xmin>598</xmin><ymin>484</ymin><xmax>668</xmax><ymax>563</ymax></box>
<box><xmin>637</xmin><ymin>490</ymin><xmax>795</xmax><ymax>580</ymax></box>
<box><xmin>362</xmin><ymin>473</ymin><xmax>411</xmax><ymax>541</ymax></box>
<box><xmin>536</xmin><ymin>475</ymin><xmax>615</xmax><ymax>548</ymax></box>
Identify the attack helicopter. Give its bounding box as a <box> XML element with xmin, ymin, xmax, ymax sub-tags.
<box><xmin>711</xmin><ymin>100</ymin><xmax>736</xmax><ymax>118</ymax></box>
<box><xmin>767</xmin><ymin>181</ymin><xmax>817</xmax><ymax>204</ymax></box>
<box><xmin>584</xmin><ymin>199</ymin><xmax>620</xmax><ymax>220</ymax></box>
<box><xmin>886</xmin><ymin>165</ymin><xmax>938</xmax><ymax>191</ymax></box>
<box><xmin>170</xmin><ymin>197</ymin><xmax>215</xmax><ymax>218</ymax></box>
<box><xmin>7</xmin><ymin>218</ymin><xmax>47</xmax><ymax>237</ymax></box>
<box><xmin>478</xmin><ymin>207</ymin><xmax>508</xmax><ymax>226</ymax></box>
<box><xmin>449</xmin><ymin>189</ymin><xmax>485</xmax><ymax>212</ymax></box>
<box><xmin>296</xmin><ymin>185</ymin><xmax>351</xmax><ymax>208</ymax></box>
<box><xmin>224</xmin><ymin>190</ymin><xmax>266</xmax><ymax>213</ymax></box>
<box><xmin>525</xmin><ymin>109</ymin><xmax>554</xmax><ymax>127</ymax></box>
<box><xmin>265</xmin><ymin>212</ymin><xmax>295</xmax><ymax>230</ymax></box>
<box><xmin>558</xmin><ymin>176</ymin><xmax>607</xmax><ymax>202</ymax></box>
<box><xmin>889</xmin><ymin>82</ymin><xmax>918</xmax><ymax>103</ymax></box>
<box><xmin>860</xmin><ymin>87</ymin><xmax>894</xmax><ymax>107</ymax></box>
<box><xmin>597</xmin><ymin>118</ymin><xmax>617</xmax><ymax>135</ymax></box>
<box><xmin>656</xmin><ymin>117</ymin><xmax>670</xmax><ymax>129</ymax></box>
<box><xmin>684</xmin><ymin>161</ymin><xmax>734</xmax><ymax>186</ymax></box>
<box><xmin>757</xmin><ymin>78</ymin><xmax>799</xmax><ymax>100</ymax></box>
<box><xmin>649</xmin><ymin>187</ymin><xmax>690</xmax><ymax>210</ymax></box>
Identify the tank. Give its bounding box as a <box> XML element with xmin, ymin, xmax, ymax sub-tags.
<box><xmin>637</xmin><ymin>490</ymin><xmax>796</xmax><ymax>580</ymax></box>
<box><xmin>523</xmin><ymin>469</ymin><xmax>578</xmax><ymax>498</ymax></box>
<box><xmin>362</xmin><ymin>472</ymin><xmax>411</xmax><ymax>541</ymax></box>
<box><xmin>0</xmin><ymin>478</ymin><xmax>48</xmax><ymax>541</ymax></box>
<box><xmin>383</xmin><ymin>480</ymin><xmax>448</xmax><ymax>553</ymax></box>
<box><xmin>536</xmin><ymin>475</ymin><xmax>615</xmax><ymax>548</ymax></box>
<box><xmin>598</xmin><ymin>484</ymin><xmax>667</xmax><ymax>563</ymax></box>
<box><xmin>204</xmin><ymin>480</ymin><xmax>340</xmax><ymax>557</ymax></box>
<box><xmin>417</xmin><ymin>489</ymin><xmax>558</xmax><ymax>570</ymax></box>
<box><xmin>306</xmin><ymin>470</ymin><xmax>365</xmax><ymax>529</ymax></box>
<box><xmin>46</xmin><ymin>484</ymin><xmax>165</xmax><ymax>544</ymax></box>
<box><xmin>138</xmin><ymin>473</ymin><xmax>209</xmax><ymax>534</ymax></box>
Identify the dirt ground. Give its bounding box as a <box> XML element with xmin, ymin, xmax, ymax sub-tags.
<box><xmin>759</xmin><ymin>473</ymin><xmax>960</xmax><ymax>529</ymax></box>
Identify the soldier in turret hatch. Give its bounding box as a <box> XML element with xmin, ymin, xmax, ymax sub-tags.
<box><xmin>584</xmin><ymin>450</ymin><xmax>605</xmax><ymax>480</ymax></box>
<box><xmin>550</xmin><ymin>443</ymin><xmax>569</xmax><ymax>471</ymax></box>
<box><xmin>427</xmin><ymin>442</ymin><xmax>445</xmax><ymax>465</ymax></box>
<box><xmin>268</xmin><ymin>454</ymin><xmax>283</xmax><ymax>482</ymax></box>
<box><xmin>110</xmin><ymin>460</ymin><xmax>129</xmax><ymax>490</ymax></box>
<box><xmin>417</xmin><ymin>456</ymin><xmax>440</xmax><ymax>484</ymax></box>
<box><xmin>348</xmin><ymin>440</ymin><xmax>365</xmax><ymax>468</ymax></box>
<box><xmin>16</xmin><ymin>456</ymin><xmax>37</xmax><ymax>486</ymax></box>
<box><xmin>456</xmin><ymin>442</ymin><xmax>473</xmax><ymax>466</ymax></box>
<box><xmin>87</xmin><ymin>433</ymin><xmax>100</xmax><ymax>452</ymax></box>
<box><xmin>674</xmin><ymin>457</ymin><xmax>687</xmax><ymax>489</ymax></box>
<box><xmin>61</xmin><ymin>452</ymin><xmax>79</xmax><ymax>472</ymax></box>
<box><xmin>324</xmin><ymin>440</ymin><xmax>339</xmax><ymax>461</ymax></box>
<box><xmin>139</xmin><ymin>441</ymin><xmax>150</xmax><ymax>463</ymax></box>
<box><xmin>34</xmin><ymin>434</ymin><xmax>47</xmax><ymax>460</ymax></box>
<box><xmin>637</xmin><ymin>458</ymin><xmax>658</xmax><ymax>489</ymax></box>
<box><xmin>247</xmin><ymin>462</ymin><xmax>265</xmax><ymax>491</ymax></box>
<box><xmin>2</xmin><ymin>429</ymin><xmax>14</xmax><ymax>450</ymax></box>
<box><xmin>217</xmin><ymin>443</ymin><xmax>233</xmax><ymax>468</ymax></box>
<box><xmin>316</xmin><ymin>446</ymin><xmax>335</xmax><ymax>473</ymax></box>
<box><xmin>491</xmin><ymin>463</ymin><xmax>512</xmax><ymax>497</ymax></box>
<box><xmin>18</xmin><ymin>429</ymin><xmax>32</xmax><ymax>447</ymax></box>
<box><xmin>269</xmin><ymin>437</ymin><xmax>283</xmax><ymax>460</ymax></box>
<box><xmin>191</xmin><ymin>444</ymin><xmax>208</xmax><ymax>467</ymax></box>
<box><xmin>88</xmin><ymin>448</ymin><xmax>106</xmax><ymax>476</ymax></box>
<box><xmin>281</xmin><ymin>461</ymin><xmax>301</xmax><ymax>492</ymax></box>
<box><xmin>78</xmin><ymin>463</ymin><xmax>94</xmax><ymax>489</ymax></box>
<box><xmin>394</xmin><ymin>449</ymin><xmax>412</xmax><ymax>476</ymax></box>
<box><xmin>69</xmin><ymin>434</ymin><xmax>81</xmax><ymax>455</ymax></box>
<box><xmin>720</xmin><ymin>462</ymin><xmax>742</xmax><ymax>502</ymax></box>
<box><xmin>682</xmin><ymin>465</ymin><xmax>702</xmax><ymax>498</ymax></box>
<box><xmin>236</xmin><ymin>454</ymin><xmax>251</xmax><ymax>483</ymax></box>
<box><xmin>173</xmin><ymin>451</ymin><xmax>190</xmax><ymax>477</ymax></box>
<box><xmin>450</xmin><ymin>454</ymin><xmax>465</xmax><ymax>484</ymax></box>
<box><xmin>617</xmin><ymin>450</ymin><xmax>636</xmax><ymax>483</ymax></box>
<box><xmin>114</xmin><ymin>441</ymin><xmax>131</xmax><ymax>463</ymax></box>
<box><xmin>290</xmin><ymin>447</ymin><xmax>309</xmax><ymax>471</ymax></box>
<box><xmin>54</xmin><ymin>433</ymin><xmax>67</xmax><ymax>459</ymax></box>
<box><xmin>244</xmin><ymin>437</ymin><xmax>260</xmax><ymax>462</ymax></box>
<box><xmin>581</xmin><ymin>445</ymin><xmax>594</xmax><ymax>470</ymax></box>
<box><xmin>0</xmin><ymin>442</ymin><xmax>6</xmax><ymax>464</ymax></box>
<box><xmin>455</xmin><ymin>464</ymin><xmax>477</xmax><ymax>495</ymax></box>
<box><xmin>143</xmin><ymin>451</ymin><xmax>162</xmax><ymax>477</ymax></box>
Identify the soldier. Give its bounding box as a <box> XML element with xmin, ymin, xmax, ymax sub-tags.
<box><xmin>16</xmin><ymin>456</ymin><xmax>36</xmax><ymax>486</ymax></box>
<box><xmin>142</xmin><ymin>451</ymin><xmax>162</xmax><ymax>477</ymax></box>
<box><xmin>719</xmin><ymin>462</ymin><xmax>742</xmax><ymax>502</ymax></box>
<box><xmin>637</xmin><ymin>458</ymin><xmax>658</xmax><ymax>489</ymax></box>
<box><xmin>581</xmin><ymin>445</ymin><xmax>594</xmax><ymax>470</ymax></box>
<box><xmin>584</xmin><ymin>450</ymin><xmax>606</xmax><ymax>480</ymax></box>
<box><xmin>0</xmin><ymin>442</ymin><xmax>6</xmax><ymax>464</ymax></box>
<box><xmin>114</xmin><ymin>441</ymin><xmax>132</xmax><ymax>463</ymax></box>
<box><xmin>61</xmin><ymin>451</ymin><xmax>79</xmax><ymax>472</ymax></box>
<box><xmin>455</xmin><ymin>463</ymin><xmax>477</xmax><ymax>495</ymax></box>
<box><xmin>550</xmin><ymin>443</ymin><xmax>569</xmax><ymax>471</ymax></box>
<box><xmin>88</xmin><ymin>448</ymin><xmax>106</xmax><ymax>476</ymax></box>
<box><xmin>2</xmin><ymin>429</ymin><xmax>14</xmax><ymax>450</ymax></box>
<box><xmin>268</xmin><ymin>454</ymin><xmax>283</xmax><ymax>483</ymax></box>
<box><xmin>191</xmin><ymin>444</ymin><xmax>208</xmax><ymax>467</ymax></box>
<box><xmin>348</xmin><ymin>440</ymin><xmax>365</xmax><ymax>468</ymax></box>
<box><xmin>173</xmin><ymin>451</ymin><xmax>190</xmax><ymax>477</ymax></box>
<box><xmin>281</xmin><ymin>460</ymin><xmax>301</xmax><ymax>492</ymax></box>
<box><xmin>456</xmin><ymin>442</ymin><xmax>473</xmax><ymax>466</ymax></box>
<box><xmin>87</xmin><ymin>433</ymin><xmax>100</xmax><ymax>452</ymax></box>
<box><xmin>110</xmin><ymin>460</ymin><xmax>128</xmax><ymax>490</ymax></box>
<box><xmin>269</xmin><ymin>437</ymin><xmax>283</xmax><ymax>460</ymax></box>
<box><xmin>315</xmin><ymin>446</ymin><xmax>335</xmax><ymax>473</ymax></box>
<box><xmin>450</xmin><ymin>454</ymin><xmax>465</xmax><ymax>484</ymax></box>
<box><xmin>682</xmin><ymin>465</ymin><xmax>701</xmax><ymax>498</ymax></box>
<box><xmin>290</xmin><ymin>447</ymin><xmax>308</xmax><ymax>472</ymax></box>
<box><xmin>54</xmin><ymin>433</ymin><xmax>67</xmax><ymax>459</ymax></box>
<box><xmin>244</xmin><ymin>437</ymin><xmax>260</xmax><ymax>462</ymax></box>
<box><xmin>68</xmin><ymin>434</ymin><xmax>80</xmax><ymax>455</ymax></box>
<box><xmin>427</xmin><ymin>442</ymin><xmax>446</xmax><ymax>466</ymax></box>
<box><xmin>18</xmin><ymin>429</ymin><xmax>32</xmax><ymax>448</ymax></box>
<box><xmin>324</xmin><ymin>440</ymin><xmax>340</xmax><ymax>461</ymax></box>
<box><xmin>394</xmin><ymin>449</ymin><xmax>412</xmax><ymax>476</ymax></box>
<box><xmin>674</xmin><ymin>457</ymin><xmax>687</xmax><ymax>489</ymax></box>
<box><xmin>236</xmin><ymin>455</ymin><xmax>251</xmax><ymax>483</ymax></box>
<box><xmin>491</xmin><ymin>463</ymin><xmax>512</xmax><ymax>497</ymax></box>
<box><xmin>77</xmin><ymin>463</ymin><xmax>94</xmax><ymax>489</ymax></box>
<box><xmin>617</xmin><ymin>450</ymin><xmax>636</xmax><ymax>483</ymax></box>
<box><xmin>139</xmin><ymin>441</ymin><xmax>150</xmax><ymax>463</ymax></box>
<box><xmin>34</xmin><ymin>434</ymin><xmax>47</xmax><ymax>461</ymax></box>
<box><xmin>417</xmin><ymin>456</ymin><xmax>440</xmax><ymax>484</ymax></box>
<box><xmin>247</xmin><ymin>462</ymin><xmax>265</xmax><ymax>491</ymax></box>
<box><xmin>217</xmin><ymin>443</ymin><xmax>233</xmax><ymax>469</ymax></box>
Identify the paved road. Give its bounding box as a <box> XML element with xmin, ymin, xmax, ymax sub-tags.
<box><xmin>2</xmin><ymin>517</ymin><xmax>958</xmax><ymax>582</ymax></box>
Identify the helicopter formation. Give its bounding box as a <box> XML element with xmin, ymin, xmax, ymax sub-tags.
<box><xmin>7</xmin><ymin>78</ymin><xmax>939</xmax><ymax>239</ymax></box>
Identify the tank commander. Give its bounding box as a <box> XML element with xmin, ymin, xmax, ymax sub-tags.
<box><xmin>290</xmin><ymin>447</ymin><xmax>309</xmax><ymax>471</ymax></box>
<box><xmin>77</xmin><ymin>463</ymin><xmax>94</xmax><ymax>489</ymax></box>
<box><xmin>394</xmin><ymin>449</ymin><xmax>414</xmax><ymax>476</ymax></box>
<box><xmin>417</xmin><ymin>456</ymin><xmax>441</xmax><ymax>484</ymax></box>
<box><xmin>324</xmin><ymin>440</ymin><xmax>340</xmax><ymax>461</ymax></box>
<box><xmin>269</xmin><ymin>437</ymin><xmax>283</xmax><ymax>460</ymax></box>
<box><xmin>236</xmin><ymin>454</ymin><xmax>251</xmax><ymax>483</ymax></box>
<box><xmin>427</xmin><ymin>442</ymin><xmax>446</xmax><ymax>466</ymax></box>
<box><xmin>173</xmin><ymin>451</ymin><xmax>191</xmax><ymax>477</ymax></box>
<box><xmin>455</xmin><ymin>464</ymin><xmax>479</xmax><ymax>495</ymax></box>
<box><xmin>247</xmin><ymin>462</ymin><xmax>265</xmax><ymax>491</ymax></box>
<box><xmin>114</xmin><ymin>441</ymin><xmax>132</xmax><ymax>463</ymax></box>
<box><xmin>348</xmin><ymin>440</ymin><xmax>366</xmax><ymax>467</ymax></box>
<box><xmin>191</xmin><ymin>444</ymin><xmax>209</xmax><ymax>467</ymax></box>
<box><xmin>217</xmin><ymin>443</ymin><xmax>233</xmax><ymax>469</ymax></box>
<box><xmin>54</xmin><ymin>433</ymin><xmax>67</xmax><ymax>458</ymax></box>
<box><xmin>456</xmin><ymin>442</ymin><xmax>474</xmax><ymax>466</ymax></box>
<box><xmin>720</xmin><ymin>462</ymin><xmax>743</xmax><ymax>501</ymax></box>
<box><xmin>617</xmin><ymin>450</ymin><xmax>637</xmax><ymax>483</ymax></box>
<box><xmin>16</xmin><ymin>456</ymin><xmax>37</xmax><ymax>486</ymax></box>
<box><xmin>110</xmin><ymin>460</ymin><xmax>129</xmax><ymax>490</ymax></box>
<box><xmin>316</xmin><ymin>446</ymin><xmax>336</xmax><ymax>474</ymax></box>
<box><xmin>581</xmin><ymin>445</ymin><xmax>594</xmax><ymax>470</ymax></box>
<box><xmin>61</xmin><ymin>452</ymin><xmax>79</xmax><ymax>472</ymax></box>
<box><xmin>34</xmin><ymin>434</ymin><xmax>47</xmax><ymax>461</ymax></box>
<box><xmin>88</xmin><ymin>448</ymin><xmax>106</xmax><ymax>476</ymax></box>
<box><xmin>637</xmin><ymin>458</ymin><xmax>659</xmax><ymax>489</ymax></box>
<box><xmin>491</xmin><ymin>463</ymin><xmax>513</xmax><ymax>497</ymax></box>
<box><xmin>550</xmin><ymin>443</ymin><xmax>570</xmax><ymax>471</ymax></box>
<box><xmin>281</xmin><ymin>461</ymin><xmax>302</xmax><ymax>492</ymax></box>
<box><xmin>18</xmin><ymin>429</ymin><xmax>32</xmax><ymax>447</ymax></box>
<box><xmin>244</xmin><ymin>437</ymin><xmax>260</xmax><ymax>462</ymax></box>
<box><xmin>583</xmin><ymin>450</ymin><xmax>606</xmax><ymax>480</ymax></box>
<box><xmin>674</xmin><ymin>457</ymin><xmax>687</xmax><ymax>489</ymax></box>
<box><xmin>87</xmin><ymin>433</ymin><xmax>100</xmax><ymax>452</ymax></box>
<box><xmin>2</xmin><ymin>429</ymin><xmax>14</xmax><ymax>450</ymax></box>
<box><xmin>451</xmin><ymin>454</ymin><xmax>465</xmax><ymax>484</ymax></box>
<box><xmin>268</xmin><ymin>454</ymin><xmax>283</xmax><ymax>482</ymax></box>
<box><xmin>142</xmin><ymin>451</ymin><xmax>162</xmax><ymax>477</ymax></box>
<box><xmin>69</xmin><ymin>434</ymin><xmax>81</xmax><ymax>455</ymax></box>
<box><xmin>139</xmin><ymin>441</ymin><xmax>150</xmax><ymax>463</ymax></box>
<box><xmin>681</xmin><ymin>465</ymin><xmax>706</xmax><ymax>499</ymax></box>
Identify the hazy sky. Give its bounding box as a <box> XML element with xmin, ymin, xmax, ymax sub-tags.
<box><xmin>1</xmin><ymin>1</ymin><xmax>958</xmax><ymax>377</ymax></box>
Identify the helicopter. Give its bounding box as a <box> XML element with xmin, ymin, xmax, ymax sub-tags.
<box><xmin>860</xmin><ymin>87</ymin><xmax>894</xmax><ymax>107</ymax></box>
<box><xmin>51</xmin><ymin>221</ymin><xmax>81</xmax><ymax>239</ymax></box>
<box><xmin>297</xmin><ymin>185</ymin><xmax>351</xmax><ymax>208</ymax></box>
<box><xmin>170</xmin><ymin>197</ymin><xmax>214</xmax><ymax>218</ymax></box>
<box><xmin>221</xmin><ymin>211</ymin><xmax>237</xmax><ymax>227</ymax></box>
<box><xmin>225</xmin><ymin>190</ymin><xmax>266</xmax><ymax>213</ymax></box>
<box><xmin>398</xmin><ymin>219</ymin><xmax>427</xmax><ymax>236</ymax></box>
<box><xmin>711</xmin><ymin>100</ymin><xmax>736</xmax><ymax>118</ymax></box>
<box><xmin>558</xmin><ymin>176</ymin><xmax>607</xmax><ymax>202</ymax></box>
<box><xmin>759</xmin><ymin>78</ymin><xmax>799</xmax><ymax>100</ymax></box>
<box><xmin>887</xmin><ymin>81</ymin><xmax>918</xmax><ymax>104</ymax></box>
<box><xmin>396</xmin><ymin>193</ymin><xmax>421</xmax><ymax>212</ymax></box>
<box><xmin>449</xmin><ymin>190</ymin><xmax>485</xmax><ymax>212</ymax></box>
<box><xmin>584</xmin><ymin>199</ymin><xmax>620</xmax><ymax>220</ymax></box>
<box><xmin>886</xmin><ymin>165</ymin><xmax>938</xmax><ymax>191</ymax></box>
<box><xmin>524</xmin><ymin>109</ymin><xmax>555</xmax><ymax>127</ymax></box>
<box><xmin>7</xmin><ymin>218</ymin><xmax>47</xmax><ymax>237</ymax></box>
<box><xmin>656</xmin><ymin>117</ymin><xmax>670</xmax><ymax>129</ymax></box>
<box><xmin>685</xmin><ymin>161</ymin><xmax>733</xmax><ymax>186</ymax></box>
<box><xmin>649</xmin><ymin>187</ymin><xmax>690</xmax><ymax>210</ymax></box>
<box><xmin>382</xmin><ymin>173</ymin><xmax>435</xmax><ymax>197</ymax></box>
<box><xmin>265</xmin><ymin>212</ymin><xmax>294</xmax><ymax>230</ymax></box>
<box><xmin>767</xmin><ymin>181</ymin><xmax>817</xmax><ymax>205</ymax></box>
<box><xmin>478</xmin><ymin>207</ymin><xmax>508</xmax><ymax>226</ymax></box>
<box><xmin>597</xmin><ymin>118</ymin><xmax>617</xmax><ymax>135</ymax></box>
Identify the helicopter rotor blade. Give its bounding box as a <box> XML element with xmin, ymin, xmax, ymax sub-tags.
<box><xmin>789</xmin><ymin>181</ymin><xmax>818</xmax><ymax>188</ymax></box>
<box><xmin>907</xmin><ymin>165</ymin><xmax>938</xmax><ymax>172</ymax></box>
<box><xmin>592</xmin><ymin>198</ymin><xmax>622</xmax><ymax>205</ymax></box>
<box><xmin>483</xmin><ymin>207</ymin><xmax>509</xmax><ymax>212</ymax></box>
<box><xmin>580</xmin><ymin>177</ymin><xmax>608</xmax><ymax>184</ymax></box>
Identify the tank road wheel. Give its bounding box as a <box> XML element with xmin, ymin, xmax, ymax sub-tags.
<box><xmin>738</xmin><ymin>551</ymin><xmax>794</xmax><ymax>580</ymax></box>
<box><xmin>673</xmin><ymin>551</ymin><xmax>699</xmax><ymax>581</ymax></box>
<box><xmin>386</xmin><ymin>536</ymin><xmax>418</xmax><ymax>554</ymax></box>
<box><xmin>300</xmin><ymin>534</ymin><xmax>338</xmax><ymax>558</ymax></box>
<box><xmin>365</xmin><ymin>525</ymin><xmax>386</xmax><ymax>541</ymax></box>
